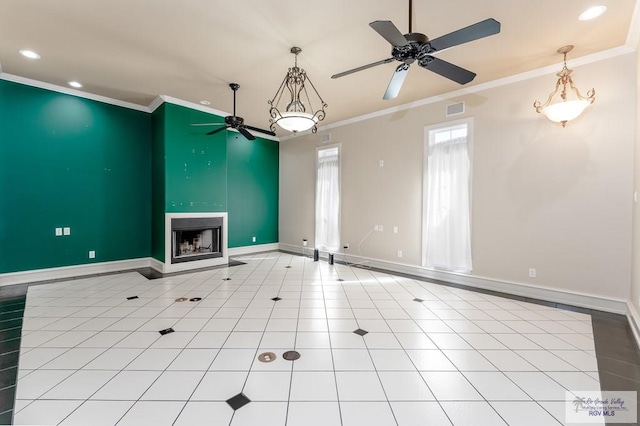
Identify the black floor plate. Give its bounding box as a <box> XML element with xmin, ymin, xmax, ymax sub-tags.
<box><xmin>353</xmin><ymin>328</ymin><xmax>369</xmax><ymax>336</ymax></box>
<box><xmin>226</xmin><ymin>393</ymin><xmax>251</xmax><ymax>411</ymax></box>
<box><xmin>158</xmin><ymin>328</ymin><xmax>175</xmax><ymax>336</ymax></box>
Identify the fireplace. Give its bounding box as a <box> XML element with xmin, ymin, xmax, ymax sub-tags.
<box><xmin>171</xmin><ymin>217</ymin><xmax>222</xmax><ymax>264</ymax></box>
<box><xmin>161</xmin><ymin>212</ymin><xmax>228</xmax><ymax>273</ymax></box>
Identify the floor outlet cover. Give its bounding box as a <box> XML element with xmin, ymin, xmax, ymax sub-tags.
<box><xmin>282</xmin><ymin>350</ymin><xmax>301</xmax><ymax>361</ymax></box>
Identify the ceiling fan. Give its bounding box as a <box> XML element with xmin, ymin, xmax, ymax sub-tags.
<box><xmin>191</xmin><ymin>83</ymin><xmax>275</xmax><ymax>140</ymax></box>
<box><xmin>331</xmin><ymin>0</ymin><xmax>501</xmax><ymax>99</ymax></box>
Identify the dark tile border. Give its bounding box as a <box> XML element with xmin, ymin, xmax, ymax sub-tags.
<box><xmin>0</xmin><ymin>409</ymin><xmax>13</xmax><ymax>425</ymax></box>
<box><xmin>0</xmin><ymin>288</ymin><xmax>26</xmax><ymax>426</ymax></box>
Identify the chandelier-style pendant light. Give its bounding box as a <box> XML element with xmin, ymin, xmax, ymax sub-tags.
<box><xmin>533</xmin><ymin>45</ymin><xmax>595</xmax><ymax>127</ymax></box>
<box><xmin>269</xmin><ymin>47</ymin><xmax>327</xmax><ymax>134</ymax></box>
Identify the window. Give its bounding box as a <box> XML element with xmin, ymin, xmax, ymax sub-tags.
<box><xmin>422</xmin><ymin>118</ymin><xmax>473</xmax><ymax>272</ymax></box>
<box><xmin>315</xmin><ymin>146</ymin><xmax>340</xmax><ymax>251</ymax></box>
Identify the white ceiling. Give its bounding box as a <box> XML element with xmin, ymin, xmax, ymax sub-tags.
<box><xmin>0</xmin><ymin>0</ymin><xmax>637</xmax><ymax>135</ymax></box>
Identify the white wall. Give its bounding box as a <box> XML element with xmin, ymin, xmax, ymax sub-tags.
<box><xmin>280</xmin><ymin>53</ymin><xmax>636</xmax><ymax>305</ymax></box>
<box><xmin>630</xmin><ymin>48</ymin><xmax>640</xmax><ymax>323</ymax></box>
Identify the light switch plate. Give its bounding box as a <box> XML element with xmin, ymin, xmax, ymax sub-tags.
<box><xmin>55</xmin><ymin>228</ymin><xmax>63</xmax><ymax>236</ymax></box>
<box><xmin>63</xmin><ymin>227</ymin><xmax>71</xmax><ymax>236</ymax></box>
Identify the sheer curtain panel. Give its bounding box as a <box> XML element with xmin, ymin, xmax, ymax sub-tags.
<box><xmin>315</xmin><ymin>147</ymin><xmax>340</xmax><ymax>251</ymax></box>
<box><xmin>424</xmin><ymin>124</ymin><xmax>472</xmax><ymax>272</ymax></box>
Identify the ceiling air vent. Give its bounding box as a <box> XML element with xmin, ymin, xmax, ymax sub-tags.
<box><xmin>446</xmin><ymin>102</ymin><xmax>465</xmax><ymax>117</ymax></box>
<box><xmin>320</xmin><ymin>133</ymin><xmax>331</xmax><ymax>143</ymax></box>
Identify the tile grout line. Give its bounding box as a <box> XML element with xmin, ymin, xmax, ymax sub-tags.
<box><xmin>227</xmin><ymin>252</ymin><xmax>290</xmax><ymax>425</ymax></box>
<box><xmin>283</xmin><ymin>252</ymin><xmax>305</xmax><ymax>426</ymax></box>
<box><xmin>318</xmin><ymin>255</ymin><xmax>345</xmax><ymax>426</ymax></box>
<box><xmin>50</xmin><ymin>268</ymin><xmax>234</xmax><ymax>425</ymax></box>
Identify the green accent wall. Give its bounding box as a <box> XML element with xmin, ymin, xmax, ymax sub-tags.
<box><xmin>0</xmin><ymin>80</ymin><xmax>151</xmax><ymax>273</ymax></box>
<box><xmin>0</xmin><ymin>79</ymin><xmax>278</xmax><ymax>273</ymax></box>
<box><xmin>227</xmin><ymin>133</ymin><xmax>279</xmax><ymax>247</ymax></box>
<box><xmin>150</xmin><ymin>102</ymin><xmax>279</xmax><ymax>258</ymax></box>
<box><xmin>151</xmin><ymin>104</ymin><xmax>166</xmax><ymax>262</ymax></box>
<box><xmin>163</xmin><ymin>103</ymin><xmax>227</xmax><ymax>212</ymax></box>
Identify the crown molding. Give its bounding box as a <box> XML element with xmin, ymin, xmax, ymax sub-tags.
<box><xmin>157</xmin><ymin>95</ymin><xmax>229</xmax><ymax>118</ymax></box>
<box><xmin>147</xmin><ymin>95</ymin><xmax>165</xmax><ymax>113</ymax></box>
<box><xmin>280</xmin><ymin>44</ymin><xmax>635</xmax><ymax>140</ymax></box>
<box><xmin>151</xmin><ymin>95</ymin><xmax>280</xmax><ymax>142</ymax></box>
<box><xmin>0</xmin><ymin>72</ymin><xmax>149</xmax><ymax>112</ymax></box>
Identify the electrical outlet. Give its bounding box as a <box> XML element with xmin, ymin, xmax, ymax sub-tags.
<box><xmin>529</xmin><ymin>268</ymin><xmax>537</xmax><ymax>278</ymax></box>
<box><xmin>397</xmin><ymin>250</ymin><xmax>403</xmax><ymax>258</ymax></box>
<box><xmin>55</xmin><ymin>228</ymin><xmax>63</xmax><ymax>236</ymax></box>
<box><xmin>393</xmin><ymin>226</ymin><xmax>398</xmax><ymax>234</ymax></box>
<box><xmin>252</xmin><ymin>236</ymin><xmax>256</xmax><ymax>243</ymax></box>
<box><xmin>63</xmin><ymin>227</ymin><xmax>71</xmax><ymax>236</ymax></box>
<box><xmin>89</xmin><ymin>250</ymin><xmax>95</xmax><ymax>259</ymax></box>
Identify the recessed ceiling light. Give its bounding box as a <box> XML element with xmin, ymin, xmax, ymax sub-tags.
<box><xmin>200</xmin><ymin>100</ymin><xmax>211</xmax><ymax>105</ymax></box>
<box><xmin>19</xmin><ymin>49</ymin><xmax>41</xmax><ymax>59</ymax></box>
<box><xmin>68</xmin><ymin>81</ymin><xmax>83</xmax><ymax>88</ymax></box>
<box><xmin>579</xmin><ymin>5</ymin><xmax>607</xmax><ymax>21</ymax></box>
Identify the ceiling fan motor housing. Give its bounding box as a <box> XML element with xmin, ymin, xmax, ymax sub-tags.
<box><xmin>225</xmin><ymin>115</ymin><xmax>244</xmax><ymax>127</ymax></box>
<box><xmin>392</xmin><ymin>33</ymin><xmax>434</xmax><ymax>65</ymax></box>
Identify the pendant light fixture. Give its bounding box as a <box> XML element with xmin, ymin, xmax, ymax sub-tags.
<box><xmin>533</xmin><ymin>45</ymin><xmax>595</xmax><ymax>127</ymax></box>
<box><xmin>268</xmin><ymin>47</ymin><xmax>327</xmax><ymax>134</ymax></box>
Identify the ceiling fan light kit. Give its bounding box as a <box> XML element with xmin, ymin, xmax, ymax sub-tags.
<box><xmin>268</xmin><ymin>47</ymin><xmax>328</xmax><ymax>134</ymax></box>
<box><xmin>331</xmin><ymin>0</ymin><xmax>501</xmax><ymax>100</ymax></box>
<box><xmin>533</xmin><ymin>45</ymin><xmax>595</xmax><ymax>127</ymax></box>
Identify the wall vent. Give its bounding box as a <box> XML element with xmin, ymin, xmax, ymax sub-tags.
<box><xmin>320</xmin><ymin>133</ymin><xmax>331</xmax><ymax>143</ymax></box>
<box><xmin>446</xmin><ymin>102</ymin><xmax>465</xmax><ymax>116</ymax></box>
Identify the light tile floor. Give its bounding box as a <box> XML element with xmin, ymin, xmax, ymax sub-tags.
<box><xmin>13</xmin><ymin>252</ymin><xmax>603</xmax><ymax>425</ymax></box>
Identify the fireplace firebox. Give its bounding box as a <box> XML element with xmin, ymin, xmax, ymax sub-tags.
<box><xmin>171</xmin><ymin>217</ymin><xmax>223</xmax><ymax>264</ymax></box>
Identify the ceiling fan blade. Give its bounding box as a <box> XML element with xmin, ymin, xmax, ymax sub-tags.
<box><xmin>332</xmin><ymin>58</ymin><xmax>395</xmax><ymax>79</ymax></box>
<box><xmin>369</xmin><ymin>21</ymin><xmax>409</xmax><ymax>47</ymax></box>
<box><xmin>383</xmin><ymin>63</ymin><xmax>410</xmax><ymax>100</ymax></box>
<box><xmin>190</xmin><ymin>123</ymin><xmax>225</xmax><ymax>126</ymax></box>
<box><xmin>244</xmin><ymin>124</ymin><xmax>276</xmax><ymax>137</ymax></box>
<box><xmin>237</xmin><ymin>127</ymin><xmax>256</xmax><ymax>140</ymax></box>
<box><xmin>428</xmin><ymin>18</ymin><xmax>501</xmax><ymax>52</ymax></box>
<box><xmin>206</xmin><ymin>126</ymin><xmax>227</xmax><ymax>136</ymax></box>
<box><xmin>420</xmin><ymin>56</ymin><xmax>476</xmax><ymax>85</ymax></box>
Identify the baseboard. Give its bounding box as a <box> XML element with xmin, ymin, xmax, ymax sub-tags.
<box><xmin>0</xmin><ymin>258</ymin><xmax>151</xmax><ymax>286</ymax></box>
<box><xmin>278</xmin><ymin>243</ymin><xmax>627</xmax><ymax>315</ymax></box>
<box><xmin>626</xmin><ymin>301</ymin><xmax>640</xmax><ymax>350</ymax></box>
<box><xmin>228</xmin><ymin>243</ymin><xmax>280</xmax><ymax>256</ymax></box>
<box><xmin>3</xmin><ymin>248</ymin><xmax>629</xmax><ymax>317</ymax></box>
<box><xmin>149</xmin><ymin>257</ymin><xmax>164</xmax><ymax>273</ymax></box>
<box><xmin>0</xmin><ymin>246</ymin><xmax>281</xmax><ymax>287</ymax></box>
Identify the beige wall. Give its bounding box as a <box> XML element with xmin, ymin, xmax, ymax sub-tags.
<box><xmin>279</xmin><ymin>53</ymin><xmax>635</xmax><ymax>302</ymax></box>
<box><xmin>631</xmin><ymin>48</ymin><xmax>640</xmax><ymax>312</ymax></box>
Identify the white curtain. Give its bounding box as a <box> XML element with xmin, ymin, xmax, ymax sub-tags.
<box><xmin>424</xmin><ymin>136</ymin><xmax>472</xmax><ymax>272</ymax></box>
<box><xmin>315</xmin><ymin>147</ymin><xmax>340</xmax><ymax>251</ymax></box>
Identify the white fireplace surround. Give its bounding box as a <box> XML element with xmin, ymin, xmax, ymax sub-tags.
<box><xmin>162</xmin><ymin>212</ymin><xmax>228</xmax><ymax>273</ymax></box>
